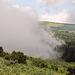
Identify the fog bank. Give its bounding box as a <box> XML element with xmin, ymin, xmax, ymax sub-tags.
<box><xmin>0</xmin><ymin>0</ymin><xmax>61</xmax><ymax>58</ymax></box>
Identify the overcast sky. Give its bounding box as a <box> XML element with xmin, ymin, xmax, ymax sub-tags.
<box><xmin>10</xmin><ymin>0</ymin><xmax>75</xmax><ymax>24</ymax></box>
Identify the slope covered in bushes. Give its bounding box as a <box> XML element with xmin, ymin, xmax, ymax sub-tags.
<box><xmin>0</xmin><ymin>47</ymin><xmax>75</xmax><ymax>75</ymax></box>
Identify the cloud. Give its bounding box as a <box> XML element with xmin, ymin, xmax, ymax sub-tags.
<box><xmin>40</xmin><ymin>9</ymin><xmax>75</xmax><ymax>24</ymax></box>
<box><xmin>37</xmin><ymin>0</ymin><xmax>75</xmax><ymax>24</ymax></box>
<box><xmin>37</xmin><ymin>0</ymin><xmax>70</xmax><ymax>7</ymax></box>
<box><xmin>72</xmin><ymin>0</ymin><xmax>75</xmax><ymax>4</ymax></box>
<box><xmin>40</xmin><ymin>10</ymin><xmax>69</xmax><ymax>23</ymax></box>
<box><xmin>0</xmin><ymin>0</ymin><xmax>61</xmax><ymax>58</ymax></box>
<box><xmin>67</xmin><ymin>9</ymin><xmax>75</xmax><ymax>24</ymax></box>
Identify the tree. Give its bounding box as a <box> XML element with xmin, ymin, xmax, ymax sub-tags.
<box><xmin>0</xmin><ymin>46</ymin><xmax>3</xmax><ymax>53</ymax></box>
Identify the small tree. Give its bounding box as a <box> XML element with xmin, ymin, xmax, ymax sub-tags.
<box><xmin>0</xmin><ymin>46</ymin><xmax>3</xmax><ymax>53</ymax></box>
<box><xmin>32</xmin><ymin>58</ymin><xmax>48</xmax><ymax>68</ymax></box>
<box><xmin>11</xmin><ymin>51</ymin><xmax>27</xmax><ymax>64</ymax></box>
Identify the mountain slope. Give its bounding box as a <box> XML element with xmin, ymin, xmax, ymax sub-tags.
<box><xmin>40</xmin><ymin>21</ymin><xmax>75</xmax><ymax>42</ymax></box>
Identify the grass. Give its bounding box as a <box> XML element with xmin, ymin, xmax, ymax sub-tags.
<box><xmin>0</xmin><ymin>56</ymin><xmax>75</xmax><ymax>75</ymax></box>
<box><xmin>0</xmin><ymin>57</ymin><xmax>64</xmax><ymax>75</ymax></box>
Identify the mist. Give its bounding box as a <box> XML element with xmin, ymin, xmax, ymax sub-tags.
<box><xmin>0</xmin><ymin>0</ymin><xmax>62</xmax><ymax>58</ymax></box>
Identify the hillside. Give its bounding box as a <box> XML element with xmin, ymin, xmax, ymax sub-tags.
<box><xmin>41</xmin><ymin>21</ymin><xmax>75</xmax><ymax>62</ymax></box>
<box><xmin>0</xmin><ymin>21</ymin><xmax>75</xmax><ymax>75</ymax></box>
<box><xmin>40</xmin><ymin>21</ymin><xmax>75</xmax><ymax>32</ymax></box>
<box><xmin>40</xmin><ymin>21</ymin><xmax>75</xmax><ymax>42</ymax></box>
<box><xmin>0</xmin><ymin>51</ymin><xmax>75</xmax><ymax>75</ymax></box>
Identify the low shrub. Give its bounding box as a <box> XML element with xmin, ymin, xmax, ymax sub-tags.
<box><xmin>0</xmin><ymin>46</ymin><xmax>3</xmax><ymax>53</ymax></box>
<box><xmin>4</xmin><ymin>51</ymin><xmax>27</xmax><ymax>64</ymax></box>
<box><xmin>51</xmin><ymin>64</ymin><xmax>58</xmax><ymax>71</ymax></box>
<box><xmin>68</xmin><ymin>66</ymin><xmax>75</xmax><ymax>75</ymax></box>
<box><xmin>0</xmin><ymin>52</ymin><xmax>9</xmax><ymax>57</ymax></box>
<box><xmin>32</xmin><ymin>58</ymin><xmax>48</xmax><ymax>68</ymax></box>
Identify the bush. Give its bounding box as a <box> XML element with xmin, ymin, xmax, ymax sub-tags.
<box><xmin>4</xmin><ymin>60</ymin><xmax>18</xmax><ymax>66</ymax></box>
<box><xmin>51</xmin><ymin>64</ymin><xmax>58</xmax><ymax>71</ymax></box>
<box><xmin>55</xmin><ymin>41</ymin><xmax>75</xmax><ymax>62</ymax></box>
<box><xmin>68</xmin><ymin>66</ymin><xmax>75</xmax><ymax>75</ymax></box>
<box><xmin>32</xmin><ymin>58</ymin><xmax>48</xmax><ymax>68</ymax></box>
<box><xmin>58</xmin><ymin>68</ymin><xmax>69</xmax><ymax>75</ymax></box>
<box><xmin>4</xmin><ymin>51</ymin><xmax>27</xmax><ymax>64</ymax></box>
<box><xmin>0</xmin><ymin>50</ymin><xmax>27</xmax><ymax>64</ymax></box>
<box><xmin>11</xmin><ymin>51</ymin><xmax>27</xmax><ymax>64</ymax></box>
<box><xmin>4</xmin><ymin>54</ymin><xmax>11</xmax><ymax>60</ymax></box>
<box><xmin>0</xmin><ymin>52</ymin><xmax>9</xmax><ymax>57</ymax></box>
<box><xmin>0</xmin><ymin>46</ymin><xmax>3</xmax><ymax>53</ymax></box>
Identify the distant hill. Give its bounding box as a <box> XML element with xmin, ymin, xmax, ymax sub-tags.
<box><xmin>40</xmin><ymin>21</ymin><xmax>75</xmax><ymax>42</ymax></box>
<box><xmin>40</xmin><ymin>21</ymin><xmax>75</xmax><ymax>33</ymax></box>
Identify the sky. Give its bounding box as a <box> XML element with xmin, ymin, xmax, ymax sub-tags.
<box><xmin>11</xmin><ymin>0</ymin><xmax>72</xmax><ymax>14</ymax></box>
<box><xmin>10</xmin><ymin>0</ymin><xmax>75</xmax><ymax>24</ymax></box>
<box><xmin>11</xmin><ymin>0</ymin><xmax>37</xmax><ymax>8</ymax></box>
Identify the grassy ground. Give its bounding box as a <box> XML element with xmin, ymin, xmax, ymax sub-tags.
<box><xmin>41</xmin><ymin>21</ymin><xmax>75</xmax><ymax>42</ymax></box>
<box><xmin>0</xmin><ymin>57</ymin><xmax>64</xmax><ymax>75</ymax></box>
<box><xmin>0</xmin><ymin>57</ymin><xmax>75</xmax><ymax>75</ymax></box>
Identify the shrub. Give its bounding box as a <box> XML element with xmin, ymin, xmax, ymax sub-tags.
<box><xmin>0</xmin><ymin>46</ymin><xmax>3</xmax><ymax>53</ymax></box>
<box><xmin>68</xmin><ymin>66</ymin><xmax>75</xmax><ymax>75</ymax></box>
<box><xmin>4</xmin><ymin>54</ymin><xmax>11</xmax><ymax>60</ymax></box>
<box><xmin>55</xmin><ymin>41</ymin><xmax>75</xmax><ymax>62</ymax></box>
<box><xmin>51</xmin><ymin>64</ymin><xmax>58</xmax><ymax>71</ymax></box>
<box><xmin>4</xmin><ymin>60</ymin><xmax>18</xmax><ymax>66</ymax></box>
<box><xmin>32</xmin><ymin>58</ymin><xmax>48</xmax><ymax>68</ymax></box>
<box><xmin>0</xmin><ymin>52</ymin><xmax>9</xmax><ymax>57</ymax></box>
<box><xmin>5</xmin><ymin>51</ymin><xmax>27</xmax><ymax>64</ymax></box>
<box><xmin>58</xmin><ymin>68</ymin><xmax>69</xmax><ymax>75</ymax></box>
<box><xmin>1</xmin><ymin>50</ymin><xmax>27</xmax><ymax>64</ymax></box>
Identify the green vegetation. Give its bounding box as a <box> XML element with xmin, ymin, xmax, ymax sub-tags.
<box><xmin>0</xmin><ymin>57</ymin><xmax>69</xmax><ymax>75</ymax></box>
<box><xmin>0</xmin><ymin>46</ymin><xmax>75</xmax><ymax>75</ymax></box>
<box><xmin>41</xmin><ymin>21</ymin><xmax>75</xmax><ymax>42</ymax></box>
<box><xmin>54</xmin><ymin>31</ymin><xmax>75</xmax><ymax>42</ymax></box>
<box><xmin>41</xmin><ymin>21</ymin><xmax>75</xmax><ymax>31</ymax></box>
<box><xmin>0</xmin><ymin>47</ymin><xmax>3</xmax><ymax>53</ymax></box>
<box><xmin>55</xmin><ymin>41</ymin><xmax>75</xmax><ymax>62</ymax></box>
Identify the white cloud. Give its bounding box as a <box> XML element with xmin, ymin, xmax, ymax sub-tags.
<box><xmin>72</xmin><ymin>0</ymin><xmax>75</xmax><ymax>4</ymax></box>
<box><xmin>37</xmin><ymin>0</ymin><xmax>75</xmax><ymax>24</ymax></box>
<box><xmin>40</xmin><ymin>9</ymin><xmax>75</xmax><ymax>24</ymax></box>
